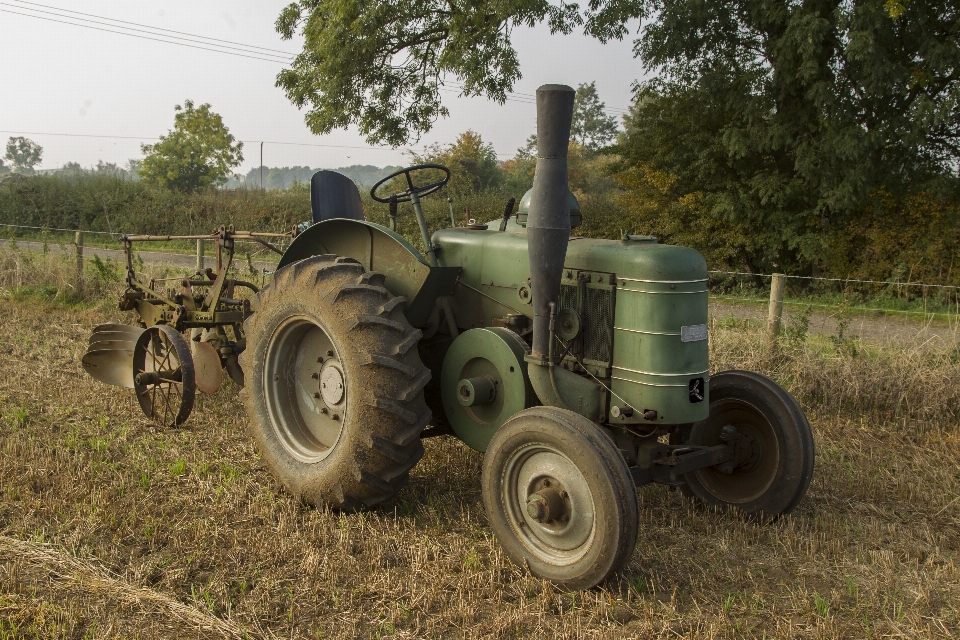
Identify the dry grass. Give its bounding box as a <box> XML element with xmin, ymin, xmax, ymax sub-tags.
<box><xmin>0</xmin><ymin>245</ymin><xmax>265</xmax><ymax>309</ymax></box>
<box><xmin>0</xmin><ymin>298</ymin><xmax>958</xmax><ymax>637</ymax></box>
<box><xmin>711</xmin><ymin>314</ymin><xmax>960</xmax><ymax>424</ymax></box>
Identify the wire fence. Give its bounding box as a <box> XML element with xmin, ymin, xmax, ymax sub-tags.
<box><xmin>0</xmin><ymin>222</ymin><xmax>284</xmax><ymax>282</ymax></box>
<box><xmin>2</xmin><ymin>221</ymin><xmax>958</xmax><ymax>340</ymax></box>
<box><xmin>707</xmin><ymin>270</ymin><xmax>960</xmax><ymax>343</ymax></box>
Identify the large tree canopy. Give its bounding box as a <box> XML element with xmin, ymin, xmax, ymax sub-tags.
<box><xmin>615</xmin><ymin>0</ymin><xmax>960</xmax><ymax>272</ymax></box>
<box><xmin>274</xmin><ymin>0</ymin><xmax>613</xmax><ymax>145</ymax></box>
<box><xmin>5</xmin><ymin>137</ymin><xmax>43</xmax><ymax>174</ymax></box>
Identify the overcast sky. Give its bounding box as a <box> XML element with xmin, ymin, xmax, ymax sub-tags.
<box><xmin>1</xmin><ymin>1</ymin><xmax>645</xmax><ymax>173</ymax></box>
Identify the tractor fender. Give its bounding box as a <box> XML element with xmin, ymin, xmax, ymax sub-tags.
<box><xmin>278</xmin><ymin>219</ymin><xmax>460</xmax><ymax>327</ymax></box>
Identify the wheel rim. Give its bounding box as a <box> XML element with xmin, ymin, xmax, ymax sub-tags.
<box><xmin>693</xmin><ymin>398</ymin><xmax>779</xmax><ymax>504</ymax></box>
<box><xmin>502</xmin><ymin>443</ymin><xmax>597</xmax><ymax>565</ymax></box>
<box><xmin>133</xmin><ymin>325</ymin><xmax>195</xmax><ymax>427</ymax></box>
<box><xmin>263</xmin><ymin>315</ymin><xmax>346</xmax><ymax>463</ymax></box>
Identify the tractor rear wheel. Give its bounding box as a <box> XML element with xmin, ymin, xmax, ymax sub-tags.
<box><xmin>241</xmin><ymin>255</ymin><xmax>431</xmax><ymax>509</ymax></box>
<box><xmin>482</xmin><ymin>406</ymin><xmax>639</xmax><ymax>590</ymax></box>
<box><xmin>683</xmin><ymin>370</ymin><xmax>814</xmax><ymax>518</ymax></box>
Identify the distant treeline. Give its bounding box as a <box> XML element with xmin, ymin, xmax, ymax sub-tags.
<box><xmin>225</xmin><ymin>165</ymin><xmax>401</xmax><ymax>190</ymax></box>
<box><xmin>33</xmin><ymin>162</ymin><xmax>401</xmax><ymax>192</ymax></box>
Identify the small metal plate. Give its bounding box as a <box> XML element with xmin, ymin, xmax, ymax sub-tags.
<box><xmin>680</xmin><ymin>324</ymin><xmax>708</xmax><ymax>342</ymax></box>
<box><xmin>192</xmin><ymin>341</ymin><xmax>223</xmax><ymax>394</ymax></box>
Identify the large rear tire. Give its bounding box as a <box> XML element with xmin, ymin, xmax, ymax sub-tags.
<box><xmin>482</xmin><ymin>406</ymin><xmax>639</xmax><ymax>590</ymax></box>
<box><xmin>241</xmin><ymin>255</ymin><xmax>431</xmax><ymax>509</ymax></box>
<box><xmin>684</xmin><ymin>370</ymin><xmax>814</xmax><ymax>518</ymax></box>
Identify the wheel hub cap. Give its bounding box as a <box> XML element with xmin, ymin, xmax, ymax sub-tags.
<box><xmin>505</xmin><ymin>446</ymin><xmax>595</xmax><ymax>559</ymax></box>
<box><xmin>320</xmin><ymin>363</ymin><xmax>345</xmax><ymax>406</ymax></box>
<box><xmin>525</xmin><ymin>486</ymin><xmax>566</xmax><ymax>522</ymax></box>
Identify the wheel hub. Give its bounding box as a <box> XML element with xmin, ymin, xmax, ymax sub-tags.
<box><xmin>525</xmin><ymin>485</ymin><xmax>567</xmax><ymax>523</ymax></box>
<box><xmin>507</xmin><ymin>446</ymin><xmax>595</xmax><ymax>557</ymax></box>
<box><xmin>319</xmin><ymin>361</ymin><xmax>345</xmax><ymax>406</ymax></box>
<box><xmin>263</xmin><ymin>317</ymin><xmax>347</xmax><ymax>463</ymax></box>
<box><xmin>719</xmin><ymin>424</ymin><xmax>762</xmax><ymax>472</ymax></box>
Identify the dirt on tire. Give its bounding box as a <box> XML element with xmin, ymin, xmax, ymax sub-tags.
<box><xmin>240</xmin><ymin>254</ymin><xmax>432</xmax><ymax>509</ymax></box>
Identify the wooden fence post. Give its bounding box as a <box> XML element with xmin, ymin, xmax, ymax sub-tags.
<box><xmin>767</xmin><ymin>273</ymin><xmax>785</xmax><ymax>351</ymax></box>
<box><xmin>196</xmin><ymin>239</ymin><xmax>205</xmax><ymax>271</ymax></box>
<box><xmin>74</xmin><ymin>230</ymin><xmax>84</xmax><ymax>295</ymax></box>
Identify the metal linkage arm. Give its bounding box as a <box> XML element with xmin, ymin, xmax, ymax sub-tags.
<box><xmin>630</xmin><ymin>442</ymin><xmax>734</xmax><ymax>487</ymax></box>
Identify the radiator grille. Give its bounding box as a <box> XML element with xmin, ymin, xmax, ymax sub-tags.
<box><xmin>557</xmin><ymin>275</ymin><xmax>615</xmax><ymax>371</ymax></box>
<box><xmin>559</xmin><ymin>283</ymin><xmax>579</xmax><ymax>318</ymax></box>
<box><xmin>583</xmin><ymin>287</ymin><xmax>613</xmax><ymax>363</ymax></box>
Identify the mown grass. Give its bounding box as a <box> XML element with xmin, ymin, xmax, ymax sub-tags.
<box><xmin>0</xmin><ymin>281</ymin><xmax>957</xmax><ymax>637</ymax></box>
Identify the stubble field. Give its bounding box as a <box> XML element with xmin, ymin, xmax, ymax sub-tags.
<box><xmin>0</xmin><ymin>294</ymin><xmax>958</xmax><ymax>638</ymax></box>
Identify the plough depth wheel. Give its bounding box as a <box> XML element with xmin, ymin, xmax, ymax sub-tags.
<box><xmin>133</xmin><ymin>324</ymin><xmax>196</xmax><ymax>427</ymax></box>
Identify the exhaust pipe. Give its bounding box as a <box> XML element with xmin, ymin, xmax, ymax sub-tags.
<box><xmin>526</xmin><ymin>84</ymin><xmax>575</xmax><ymax>363</ymax></box>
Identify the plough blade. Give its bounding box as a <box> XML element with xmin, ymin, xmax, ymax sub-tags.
<box><xmin>90</xmin><ymin>323</ymin><xmax>144</xmax><ymax>340</ymax></box>
<box><xmin>82</xmin><ymin>348</ymin><xmax>136</xmax><ymax>388</ymax></box>
<box><xmin>82</xmin><ymin>324</ymin><xmax>145</xmax><ymax>389</ymax></box>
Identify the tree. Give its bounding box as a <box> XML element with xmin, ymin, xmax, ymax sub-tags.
<box><xmin>571</xmin><ymin>82</ymin><xmax>618</xmax><ymax>152</ymax></box>
<box><xmin>612</xmin><ymin>0</ymin><xmax>960</xmax><ymax>273</ymax></box>
<box><xmin>140</xmin><ymin>100</ymin><xmax>243</xmax><ymax>192</ymax></box>
<box><xmin>413</xmin><ymin>130</ymin><xmax>503</xmax><ymax>196</ymax></box>
<box><xmin>126</xmin><ymin>159</ymin><xmax>142</xmax><ymax>181</ymax></box>
<box><xmin>5</xmin><ymin>137</ymin><xmax>43</xmax><ymax>174</ymax></box>
<box><xmin>274</xmin><ymin>0</ymin><xmax>585</xmax><ymax>145</ymax></box>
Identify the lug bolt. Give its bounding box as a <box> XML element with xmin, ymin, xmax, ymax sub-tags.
<box><xmin>317</xmin><ymin>357</ymin><xmax>323</xmax><ymax>363</ymax></box>
<box><xmin>326</xmin><ymin>350</ymin><xmax>334</xmax><ymax>357</ymax></box>
<box><xmin>313</xmin><ymin>392</ymin><xmax>320</xmax><ymax>398</ymax></box>
<box><xmin>321</xmin><ymin>408</ymin><xmax>328</xmax><ymax>414</ymax></box>
<box><xmin>332</xmin><ymin>414</ymin><xmax>340</xmax><ymax>421</ymax></box>
<box><xmin>312</xmin><ymin>372</ymin><xmax>319</xmax><ymax>379</ymax></box>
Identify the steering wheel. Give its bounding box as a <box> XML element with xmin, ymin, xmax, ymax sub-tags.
<box><xmin>370</xmin><ymin>163</ymin><xmax>451</xmax><ymax>203</ymax></box>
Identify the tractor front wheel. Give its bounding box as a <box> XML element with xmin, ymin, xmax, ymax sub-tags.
<box><xmin>481</xmin><ymin>406</ymin><xmax>639</xmax><ymax>590</ymax></box>
<box><xmin>241</xmin><ymin>255</ymin><xmax>431</xmax><ymax>509</ymax></box>
<box><xmin>683</xmin><ymin>370</ymin><xmax>815</xmax><ymax>518</ymax></box>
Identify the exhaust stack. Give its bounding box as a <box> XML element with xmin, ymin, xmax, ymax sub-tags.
<box><xmin>526</xmin><ymin>84</ymin><xmax>576</xmax><ymax>363</ymax></box>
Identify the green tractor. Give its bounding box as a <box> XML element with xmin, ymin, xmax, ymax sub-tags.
<box><xmin>239</xmin><ymin>84</ymin><xmax>814</xmax><ymax>590</ymax></box>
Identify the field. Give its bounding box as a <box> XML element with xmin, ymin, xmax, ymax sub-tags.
<box><xmin>1</xmin><ymin>258</ymin><xmax>959</xmax><ymax>638</ymax></box>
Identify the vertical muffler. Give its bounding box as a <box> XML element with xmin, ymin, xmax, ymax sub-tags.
<box><xmin>523</xmin><ymin>83</ymin><xmax>602</xmax><ymax>415</ymax></box>
<box><xmin>526</xmin><ymin>84</ymin><xmax>575</xmax><ymax>364</ymax></box>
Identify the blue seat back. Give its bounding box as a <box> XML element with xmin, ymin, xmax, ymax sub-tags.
<box><xmin>311</xmin><ymin>170</ymin><xmax>364</xmax><ymax>224</ymax></box>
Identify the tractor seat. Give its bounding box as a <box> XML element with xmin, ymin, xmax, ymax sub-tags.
<box><xmin>310</xmin><ymin>170</ymin><xmax>365</xmax><ymax>224</ymax></box>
